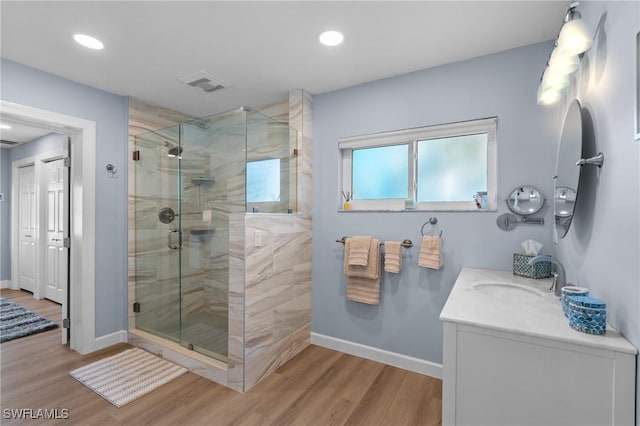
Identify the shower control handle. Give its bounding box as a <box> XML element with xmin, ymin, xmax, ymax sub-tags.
<box><xmin>167</xmin><ymin>229</ymin><xmax>182</xmax><ymax>250</ymax></box>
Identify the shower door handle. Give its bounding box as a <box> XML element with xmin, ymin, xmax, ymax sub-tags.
<box><xmin>167</xmin><ymin>229</ymin><xmax>182</xmax><ymax>250</ymax></box>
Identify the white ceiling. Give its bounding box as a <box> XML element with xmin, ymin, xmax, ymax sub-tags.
<box><xmin>0</xmin><ymin>118</ymin><xmax>53</xmax><ymax>147</ymax></box>
<box><xmin>1</xmin><ymin>1</ymin><xmax>566</xmax><ymax>119</ymax></box>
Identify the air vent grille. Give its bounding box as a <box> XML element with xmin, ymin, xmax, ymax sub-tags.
<box><xmin>179</xmin><ymin>71</ymin><xmax>229</xmax><ymax>93</ymax></box>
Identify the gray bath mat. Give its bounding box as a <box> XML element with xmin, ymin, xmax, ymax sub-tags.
<box><xmin>0</xmin><ymin>296</ymin><xmax>59</xmax><ymax>343</ymax></box>
<box><xmin>69</xmin><ymin>348</ymin><xmax>188</xmax><ymax>407</ymax></box>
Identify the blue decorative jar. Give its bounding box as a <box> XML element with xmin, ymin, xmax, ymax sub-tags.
<box><xmin>568</xmin><ymin>296</ymin><xmax>606</xmax><ymax>335</ymax></box>
<box><xmin>560</xmin><ymin>286</ymin><xmax>589</xmax><ymax>317</ymax></box>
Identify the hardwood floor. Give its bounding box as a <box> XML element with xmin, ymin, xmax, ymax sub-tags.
<box><xmin>0</xmin><ymin>289</ymin><xmax>442</xmax><ymax>425</ymax></box>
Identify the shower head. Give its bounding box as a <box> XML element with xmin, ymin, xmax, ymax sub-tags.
<box><xmin>167</xmin><ymin>145</ymin><xmax>183</xmax><ymax>158</ymax></box>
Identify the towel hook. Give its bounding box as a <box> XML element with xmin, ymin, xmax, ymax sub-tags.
<box><xmin>421</xmin><ymin>217</ymin><xmax>443</xmax><ymax>237</ymax></box>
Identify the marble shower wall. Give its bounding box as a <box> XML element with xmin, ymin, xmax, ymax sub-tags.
<box><xmin>238</xmin><ymin>90</ymin><xmax>313</xmax><ymax>390</ymax></box>
<box><xmin>241</xmin><ymin>214</ymin><xmax>312</xmax><ymax>390</ymax></box>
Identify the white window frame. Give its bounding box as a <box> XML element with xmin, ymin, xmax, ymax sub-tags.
<box><xmin>339</xmin><ymin>117</ymin><xmax>497</xmax><ymax>211</ymax></box>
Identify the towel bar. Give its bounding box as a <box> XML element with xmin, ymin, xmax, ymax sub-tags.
<box><xmin>336</xmin><ymin>236</ymin><xmax>413</xmax><ymax>248</ymax></box>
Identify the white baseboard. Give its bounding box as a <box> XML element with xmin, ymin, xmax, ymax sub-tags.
<box><xmin>0</xmin><ymin>280</ymin><xmax>12</xmax><ymax>289</ymax></box>
<box><xmin>92</xmin><ymin>330</ymin><xmax>127</xmax><ymax>352</ymax></box>
<box><xmin>311</xmin><ymin>332</ymin><xmax>442</xmax><ymax>379</ymax></box>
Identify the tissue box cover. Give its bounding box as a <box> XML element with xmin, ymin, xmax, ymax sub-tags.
<box><xmin>512</xmin><ymin>254</ymin><xmax>552</xmax><ymax>279</ymax></box>
<box><xmin>568</xmin><ymin>296</ymin><xmax>606</xmax><ymax>335</ymax></box>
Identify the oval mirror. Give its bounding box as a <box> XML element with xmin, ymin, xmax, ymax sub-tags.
<box><xmin>506</xmin><ymin>185</ymin><xmax>544</xmax><ymax>216</ymax></box>
<box><xmin>554</xmin><ymin>99</ymin><xmax>583</xmax><ymax>239</ymax></box>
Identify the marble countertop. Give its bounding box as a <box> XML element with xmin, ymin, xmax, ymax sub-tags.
<box><xmin>440</xmin><ymin>267</ymin><xmax>637</xmax><ymax>355</ymax></box>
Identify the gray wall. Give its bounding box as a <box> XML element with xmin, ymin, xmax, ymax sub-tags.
<box><xmin>553</xmin><ymin>1</ymin><xmax>640</xmax><ymax>421</ymax></box>
<box><xmin>1</xmin><ymin>58</ymin><xmax>129</xmax><ymax>337</ymax></box>
<box><xmin>0</xmin><ymin>149</ymin><xmax>10</xmax><ymax>280</ymax></box>
<box><xmin>9</xmin><ymin>132</ymin><xmax>65</xmax><ymax>162</ymax></box>
<box><xmin>0</xmin><ymin>133</ymin><xmax>65</xmax><ymax>280</ymax></box>
<box><xmin>312</xmin><ymin>42</ymin><xmax>557</xmax><ymax>364</ymax></box>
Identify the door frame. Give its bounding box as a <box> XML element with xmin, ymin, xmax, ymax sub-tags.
<box><xmin>4</xmin><ymin>100</ymin><xmax>97</xmax><ymax>354</ymax></box>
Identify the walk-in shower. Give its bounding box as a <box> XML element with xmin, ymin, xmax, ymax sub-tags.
<box><xmin>131</xmin><ymin>107</ymin><xmax>297</xmax><ymax>365</ymax></box>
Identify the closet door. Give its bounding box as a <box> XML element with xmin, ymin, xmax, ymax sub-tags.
<box><xmin>44</xmin><ymin>159</ymin><xmax>67</xmax><ymax>304</ymax></box>
<box><xmin>18</xmin><ymin>165</ymin><xmax>36</xmax><ymax>292</ymax></box>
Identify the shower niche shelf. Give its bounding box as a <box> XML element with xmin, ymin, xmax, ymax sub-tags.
<box><xmin>191</xmin><ymin>177</ymin><xmax>215</xmax><ymax>185</ymax></box>
<box><xmin>190</xmin><ymin>226</ymin><xmax>216</xmax><ymax>237</ymax></box>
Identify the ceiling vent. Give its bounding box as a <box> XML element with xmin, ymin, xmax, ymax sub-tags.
<box><xmin>179</xmin><ymin>71</ymin><xmax>229</xmax><ymax>93</ymax></box>
<box><xmin>0</xmin><ymin>140</ymin><xmax>18</xmax><ymax>147</ymax></box>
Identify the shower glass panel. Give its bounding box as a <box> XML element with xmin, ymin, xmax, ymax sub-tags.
<box><xmin>134</xmin><ymin>107</ymin><xmax>297</xmax><ymax>364</ymax></box>
<box><xmin>178</xmin><ymin>111</ymin><xmax>246</xmax><ymax>361</ymax></box>
<box><xmin>246</xmin><ymin>109</ymin><xmax>297</xmax><ymax>213</ymax></box>
<box><xmin>134</xmin><ymin>124</ymin><xmax>182</xmax><ymax>344</ymax></box>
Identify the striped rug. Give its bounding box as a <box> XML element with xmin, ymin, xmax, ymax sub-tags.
<box><xmin>0</xmin><ymin>296</ymin><xmax>59</xmax><ymax>343</ymax></box>
<box><xmin>69</xmin><ymin>348</ymin><xmax>188</xmax><ymax>407</ymax></box>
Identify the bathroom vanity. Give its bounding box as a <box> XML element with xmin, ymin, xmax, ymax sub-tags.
<box><xmin>440</xmin><ymin>268</ymin><xmax>637</xmax><ymax>426</ymax></box>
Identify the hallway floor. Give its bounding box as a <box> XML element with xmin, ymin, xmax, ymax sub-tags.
<box><xmin>0</xmin><ymin>289</ymin><xmax>442</xmax><ymax>425</ymax></box>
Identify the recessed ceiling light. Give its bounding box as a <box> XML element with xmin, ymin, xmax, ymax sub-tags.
<box><xmin>0</xmin><ymin>124</ymin><xmax>11</xmax><ymax>130</ymax></box>
<box><xmin>73</xmin><ymin>34</ymin><xmax>104</xmax><ymax>50</ymax></box>
<box><xmin>318</xmin><ymin>30</ymin><xmax>344</xmax><ymax>47</ymax></box>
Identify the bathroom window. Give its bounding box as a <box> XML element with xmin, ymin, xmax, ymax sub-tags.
<box><xmin>340</xmin><ymin>117</ymin><xmax>497</xmax><ymax>211</ymax></box>
<box><xmin>352</xmin><ymin>144</ymin><xmax>409</xmax><ymax>200</ymax></box>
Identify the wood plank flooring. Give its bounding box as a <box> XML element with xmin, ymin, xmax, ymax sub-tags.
<box><xmin>0</xmin><ymin>289</ymin><xmax>442</xmax><ymax>425</ymax></box>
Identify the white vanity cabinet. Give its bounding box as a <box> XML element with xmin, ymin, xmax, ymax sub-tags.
<box><xmin>440</xmin><ymin>268</ymin><xmax>637</xmax><ymax>426</ymax></box>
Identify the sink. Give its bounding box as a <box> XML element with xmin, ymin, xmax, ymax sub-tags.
<box><xmin>472</xmin><ymin>281</ymin><xmax>544</xmax><ymax>302</ymax></box>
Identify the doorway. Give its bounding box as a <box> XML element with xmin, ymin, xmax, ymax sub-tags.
<box><xmin>11</xmin><ymin>141</ymin><xmax>69</xmax><ymax>305</ymax></box>
<box><xmin>2</xmin><ymin>100</ymin><xmax>97</xmax><ymax>354</ymax></box>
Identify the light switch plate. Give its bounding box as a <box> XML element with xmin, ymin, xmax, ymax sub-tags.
<box><xmin>254</xmin><ymin>230</ymin><xmax>262</xmax><ymax>247</ymax></box>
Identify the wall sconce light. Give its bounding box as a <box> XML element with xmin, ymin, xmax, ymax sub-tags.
<box><xmin>537</xmin><ymin>1</ymin><xmax>592</xmax><ymax>106</ymax></box>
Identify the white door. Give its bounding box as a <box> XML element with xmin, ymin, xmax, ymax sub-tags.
<box><xmin>18</xmin><ymin>165</ymin><xmax>36</xmax><ymax>292</ymax></box>
<box><xmin>44</xmin><ymin>159</ymin><xmax>68</xmax><ymax>304</ymax></box>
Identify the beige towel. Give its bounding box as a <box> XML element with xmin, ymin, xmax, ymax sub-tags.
<box><xmin>344</xmin><ymin>237</ymin><xmax>380</xmax><ymax>279</ymax></box>
<box><xmin>347</xmin><ymin>236</ymin><xmax>372</xmax><ymax>266</ymax></box>
<box><xmin>346</xmin><ymin>275</ymin><xmax>381</xmax><ymax>305</ymax></box>
<box><xmin>384</xmin><ymin>241</ymin><xmax>402</xmax><ymax>274</ymax></box>
<box><xmin>418</xmin><ymin>235</ymin><xmax>443</xmax><ymax>269</ymax></box>
<box><xmin>344</xmin><ymin>237</ymin><xmax>381</xmax><ymax>305</ymax></box>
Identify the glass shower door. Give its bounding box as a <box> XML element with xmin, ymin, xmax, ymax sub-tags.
<box><xmin>177</xmin><ymin>116</ymin><xmax>240</xmax><ymax>362</ymax></box>
<box><xmin>134</xmin><ymin>126</ymin><xmax>182</xmax><ymax>344</ymax></box>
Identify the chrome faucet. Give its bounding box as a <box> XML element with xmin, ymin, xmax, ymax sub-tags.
<box><xmin>529</xmin><ymin>255</ymin><xmax>566</xmax><ymax>296</ymax></box>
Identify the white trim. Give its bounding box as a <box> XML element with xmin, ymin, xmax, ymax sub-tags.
<box><xmin>0</xmin><ymin>280</ymin><xmax>12</xmax><ymax>289</ymax></box>
<box><xmin>338</xmin><ymin>117</ymin><xmax>497</xmax><ymax>149</ymax></box>
<box><xmin>1</xmin><ymin>100</ymin><xmax>97</xmax><ymax>354</ymax></box>
<box><xmin>93</xmin><ymin>330</ymin><xmax>128</xmax><ymax>351</ymax></box>
<box><xmin>310</xmin><ymin>332</ymin><xmax>442</xmax><ymax>379</ymax></box>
